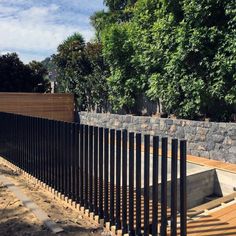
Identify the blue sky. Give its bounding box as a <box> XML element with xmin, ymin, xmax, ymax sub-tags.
<box><xmin>0</xmin><ymin>0</ymin><xmax>105</xmax><ymax>63</ymax></box>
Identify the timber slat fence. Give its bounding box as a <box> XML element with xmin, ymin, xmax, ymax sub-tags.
<box><xmin>0</xmin><ymin>112</ymin><xmax>187</xmax><ymax>236</ymax></box>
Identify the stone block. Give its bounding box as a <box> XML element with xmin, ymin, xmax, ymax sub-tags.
<box><xmin>169</xmin><ymin>124</ymin><xmax>177</xmax><ymax>133</ymax></box>
<box><xmin>150</xmin><ymin>117</ymin><xmax>159</xmax><ymax>124</ymax></box>
<box><xmin>160</xmin><ymin>120</ymin><xmax>167</xmax><ymax>131</ymax></box>
<box><xmin>229</xmin><ymin>146</ymin><xmax>236</xmax><ymax>154</ymax></box>
<box><xmin>194</xmin><ymin>134</ymin><xmax>206</xmax><ymax>142</ymax></box>
<box><xmin>165</xmin><ymin>119</ymin><xmax>173</xmax><ymax>125</ymax></box>
<box><xmin>198</xmin><ymin>150</ymin><xmax>210</xmax><ymax>158</ymax></box>
<box><xmin>209</xmin><ymin>151</ymin><xmax>225</xmax><ymax>161</ymax></box>
<box><xmin>176</xmin><ymin>127</ymin><xmax>185</xmax><ymax>139</ymax></box>
<box><xmin>196</xmin><ymin>127</ymin><xmax>209</xmax><ymax>136</ymax></box>
<box><xmin>205</xmin><ymin>141</ymin><xmax>215</xmax><ymax>150</ymax></box>
<box><xmin>225</xmin><ymin>153</ymin><xmax>236</xmax><ymax>164</ymax></box>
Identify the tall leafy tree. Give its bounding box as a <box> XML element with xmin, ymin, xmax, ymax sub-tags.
<box><xmin>28</xmin><ymin>61</ymin><xmax>50</xmax><ymax>92</ymax></box>
<box><xmin>0</xmin><ymin>53</ymin><xmax>49</xmax><ymax>92</ymax></box>
<box><xmin>54</xmin><ymin>33</ymin><xmax>109</xmax><ymax>111</ymax></box>
<box><xmin>98</xmin><ymin>0</ymin><xmax>236</xmax><ymax>120</ymax></box>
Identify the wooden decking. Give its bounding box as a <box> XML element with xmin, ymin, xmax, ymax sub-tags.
<box><xmin>139</xmin><ymin>143</ymin><xmax>236</xmax><ymax>174</ymax></box>
<box><xmin>185</xmin><ymin>202</ymin><xmax>236</xmax><ymax>236</ymax></box>
<box><xmin>187</xmin><ymin>155</ymin><xmax>236</xmax><ymax>174</ymax></box>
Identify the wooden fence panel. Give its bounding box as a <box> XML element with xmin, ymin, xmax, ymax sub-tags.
<box><xmin>0</xmin><ymin>93</ymin><xmax>75</xmax><ymax>122</ymax></box>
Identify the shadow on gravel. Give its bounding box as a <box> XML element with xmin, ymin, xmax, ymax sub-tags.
<box><xmin>0</xmin><ymin>208</ymin><xmax>104</xmax><ymax>236</ymax></box>
<box><xmin>0</xmin><ymin>165</ymin><xmax>20</xmax><ymax>177</ymax></box>
<box><xmin>0</xmin><ymin>208</ymin><xmax>51</xmax><ymax>236</ymax></box>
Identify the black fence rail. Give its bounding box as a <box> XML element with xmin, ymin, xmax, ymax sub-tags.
<box><xmin>0</xmin><ymin>112</ymin><xmax>187</xmax><ymax>236</ymax></box>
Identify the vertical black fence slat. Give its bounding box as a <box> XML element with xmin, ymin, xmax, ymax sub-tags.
<box><xmin>171</xmin><ymin>139</ymin><xmax>178</xmax><ymax>236</ymax></box>
<box><xmin>23</xmin><ymin>115</ymin><xmax>26</xmax><ymax>171</ymax></box>
<box><xmin>109</xmin><ymin>129</ymin><xmax>115</xmax><ymax>225</ymax></box>
<box><xmin>53</xmin><ymin>120</ymin><xmax>56</xmax><ymax>189</ymax></box>
<box><xmin>56</xmin><ymin>121</ymin><xmax>60</xmax><ymax>193</ymax></box>
<box><xmin>63</xmin><ymin>122</ymin><xmax>67</xmax><ymax>196</ymax></box>
<box><xmin>144</xmin><ymin>135</ymin><xmax>150</xmax><ymax>236</ymax></box>
<box><xmin>128</xmin><ymin>132</ymin><xmax>134</xmax><ymax>235</ymax></box>
<box><xmin>43</xmin><ymin>119</ymin><xmax>47</xmax><ymax>184</ymax></box>
<box><xmin>40</xmin><ymin>117</ymin><xmax>43</xmax><ymax>182</ymax></box>
<box><xmin>46</xmin><ymin>119</ymin><xmax>50</xmax><ymax>186</ymax></box>
<box><xmin>104</xmin><ymin>128</ymin><xmax>109</xmax><ymax>222</ymax></box>
<box><xmin>89</xmin><ymin>126</ymin><xmax>94</xmax><ymax>212</ymax></box>
<box><xmin>60</xmin><ymin>121</ymin><xmax>64</xmax><ymax>194</ymax></box>
<box><xmin>45</xmin><ymin>119</ymin><xmax>48</xmax><ymax>184</ymax></box>
<box><xmin>38</xmin><ymin>118</ymin><xmax>42</xmax><ymax>182</ymax></box>
<box><xmin>75</xmin><ymin>123</ymin><xmax>80</xmax><ymax>203</ymax></box>
<box><xmin>180</xmin><ymin>140</ymin><xmax>187</xmax><ymax>236</ymax></box>
<box><xmin>25</xmin><ymin>116</ymin><xmax>27</xmax><ymax>173</ymax></box>
<box><xmin>93</xmin><ymin>127</ymin><xmax>98</xmax><ymax>214</ymax></box>
<box><xmin>136</xmin><ymin>133</ymin><xmax>142</xmax><ymax>236</ymax></box>
<box><xmin>98</xmin><ymin>127</ymin><xmax>104</xmax><ymax>219</ymax></box>
<box><xmin>28</xmin><ymin>116</ymin><xmax>30</xmax><ymax>174</ymax></box>
<box><xmin>65</xmin><ymin>122</ymin><xmax>69</xmax><ymax>197</ymax></box>
<box><xmin>33</xmin><ymin>118</ymin><xmax>37</xmax><ymax>178</ymax></box>
<box><xmin>25</xmin><ymin>116</ymin><xmax>28</xmax><ymax>173</ymax></box>
<box><xmin>115</xmin><ymin>130</ymin><xmax>121</xmax><ymax>229</ymax></box>
<box><xmin>152</xmin><ymin>136</ymin><xmax>159</xmax><ymax>236</ymax></box>
<box><xmin>79</xmin><ymin>124</ymin><xmax>84</xmax><ymax>206</ymax></box>
<box><xmin>122</xmin><ymin>129</ymin><xmax>128</xmax><ymax>233</ymax></box>
<box><xmin>69</xmin><ymin>123</ymin><xmax>73</xmax><ymax>199</ymax></box>
<box><xmin>50</xmin><ymin>120</ymin><xmax>53</xmax><ymax>188</ymax></box>
<box><xmin>84</xmin><ymin>125</ymin><xmax>89</xmax><ymax>209</ymax></box>
<box><xmin>161</xmin><ymin>137</ymin><xmax>168</xmax><ymax>236</ymax></box>
<box><xmin>70</xmin><ymin>123</ymin><xmax>75</xmax><ymax>200</ymax></box>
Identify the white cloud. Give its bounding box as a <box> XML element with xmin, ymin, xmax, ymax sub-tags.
<box><xmin>0</xmin><ymin>0</ymin><xmax>103</xmax><ymax>63</ymax></box>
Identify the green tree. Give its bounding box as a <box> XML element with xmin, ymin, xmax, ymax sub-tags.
<box><xmin>0</xmin><ymin>53</ymin><xmax>49</xmax><ymax>92</ymax></box>
<box><xmin>97</xmin><ymin>0</ymin><xmax>236</xmax><ymax>120</ymax></box>
<box><xmin>54</xmin><ymin>33</ymin><xmax>109</xmax><ymax>111</ymax></box>
<box><xmin>28</xmin><ymin>61</ymin><xmax>50</xmax><ymax>92</ymax></box>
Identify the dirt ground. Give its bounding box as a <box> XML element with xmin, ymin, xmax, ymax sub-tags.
<box><xmin>0</xmin><ymin>162</ymin><xmax>106</xmax><ymax>236</ymax></box>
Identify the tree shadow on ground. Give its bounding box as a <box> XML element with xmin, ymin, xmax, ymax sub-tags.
<box><xmin>0</xmin><ymin>208</ymin><xmax>104</xmax><ymax>236</ymax></box>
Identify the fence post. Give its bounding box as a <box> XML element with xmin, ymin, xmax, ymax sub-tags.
<box><xmin>171</xmin><ymin>139</ymin><xmax>178</xmax><ymax>236</ymax></box>
<box><xmin>56</xmin><ymin>121</ymin><xmax>60</xmax><ymax>193</ymax></box>
<box><xmin>70</xmin><ymin>123</ymin><xmax>75</xmax><ymax>200</ymax></box>
<box><xmin>110</xmin><ymin>129</ymin><xmax>115</xmax><ymax>225</ymax></box>
<box><xmin>128</xmin><ymin>132</ymin><xmax>134</xmax><ymax>235</ymax></box>
<box><xmin>99</xmin><ymin>127</ymin><xmax>104</xmax><ymax>219</ymax></box>
<box><xmin>89</xmin><ymin>126</ymin><xmax>94</xmax><ymax>212</ymax></box>
<box><xmin>93</xmin><ymin>126</ymin><xmax>98</xmax><ymax>214</ymax></box>
<box><xmin>84</xmin><ymin>125</ymin><xmax>89</xmax><ymax>209</ymax></box>
<box><xmin>79</xmin><ymin>124</ymin><xmax>84</xmax><ymax>206</ymax></box>
<box><xmin>116</xmin><ymin>130</ymin><xmax>121</xmax><ymax>229</ymax></box>
<box><xmin>122</xmin><ymin>129</ymin><xmax>128</xmax><ymax>233</ymax></box>
<box><xmin>161</xmin><ymin>137</ymin><xmax>168</xmax><ymax>236</ymax></box>
<box><xmin>144</xmin><ymin>135</ymin><xmax>150</xmax><ymax>236</ymax></box>
<box><xmin>180</xmin><ymin>140</ymin><xmax>187</xmax><ymax>236</ymax></box>
<box><xmin>152</xmin><ymin>136</ymin><xmax>159</xmax><ymax>236</ymax></box>
<box><xmin>75</xmin><ymin>123</ymin><xmax>80</xmax><ymax>203</ymax></box>
<box><xmin>136</xmin><ymin>133</ymin><xmax>142</xmax><ymax>236</ymax></box>
<box><xmin>104</xmin><ymin>128</ymin><xmax>109</xmax><ymax>222</ymax></box>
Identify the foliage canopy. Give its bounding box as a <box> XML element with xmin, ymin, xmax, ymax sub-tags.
<box><xmin>94</xmin><ymin>0</ymin><xmax>236</xmax><ymax>120</ymax></box>
<box><xmin>0</xmin><ymin>53</ymin><xmax>50</xmax><ymax>93</ymax></box>
<box><xmin>53</xmin><ymin>33</ymin><xmax>109</xmax><ymax>111</ymax></box>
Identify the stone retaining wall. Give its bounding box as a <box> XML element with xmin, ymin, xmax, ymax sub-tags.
<box><xmin>79</xmin><ymin>112</ymin><xmax>236</xmax><ymax>164</ymax></box>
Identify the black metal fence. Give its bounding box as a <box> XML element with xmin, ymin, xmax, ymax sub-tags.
<box><xmin>0</xmin><ymin>112</ymin><xmax>187</xmax><ymax>236</ymax></box>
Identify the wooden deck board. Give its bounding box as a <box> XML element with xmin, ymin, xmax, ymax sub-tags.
<box><xmin>169</xmin><ymin>203</ymin><xmax>236</xmax><ymax>236</ymax></box>
<box><xmin>187</xmin><ymin>192</ymin><xmax>236</xmax><ymax>217</ymax></box>
<box><xmin>139</xmin><ymin>143</ymin><xmax>236</xmax><ymax>174</ymax></box>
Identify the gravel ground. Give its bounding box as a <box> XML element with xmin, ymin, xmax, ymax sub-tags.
<box><xmin>0</xmin><ymin>162</ymin><xmax>107</xmax><ymax>236</ymax></box>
